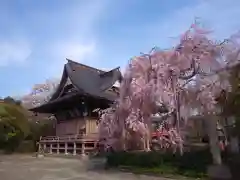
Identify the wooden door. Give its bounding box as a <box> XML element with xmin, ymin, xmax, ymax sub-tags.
<box><xmin>86</xmin><ymin>118</ymin><xmax>98</xmax><ymax>134</ymax></box>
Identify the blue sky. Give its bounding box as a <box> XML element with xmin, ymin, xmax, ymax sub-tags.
<box><xmin>0</xmin><ymin>0</ymin><xmax>240</xmax><ymax>98</ymax></box>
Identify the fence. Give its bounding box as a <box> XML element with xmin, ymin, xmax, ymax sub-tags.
<box><xmin>38</xmin><ymin>133</ymin><xmax>99</xmax><ymax>155</ymax></box>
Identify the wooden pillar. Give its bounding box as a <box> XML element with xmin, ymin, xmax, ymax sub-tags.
<box><xmin>83</xmin><ymin>100</ymin><xmax>87</xmax><ymax>135</ymax></box>
<box><xmin>81</xmin><ymin>141</ymin><xmax>85</xmax><ymax>155</ymax></box>
<box><xmin>43</xmin><ymin>144</ymin><xmax>46</xmax><ymax>153</ymax></box>
<box><xmin>73</xmin><ymin>143</ymin><xmax>76</xmax><ymax>155</ymax></box>
<box><xmin>38</xmin><ymin>143</ymin><xmax>42</xmax><ymax>153</ymax></box>
<box><xmin>65</xmin><ymin>142</ymin><xmax>68</xmax><ymax>155</ymax></box>
<box><xmin>57</xmin><ymin>143</ymin><xmax>60</xmax><ymax>154</ymax></box>
<box><xmin>49</xmin><ymin>144</ymin><xmax>53</xmax><ymax>154</ymax></box>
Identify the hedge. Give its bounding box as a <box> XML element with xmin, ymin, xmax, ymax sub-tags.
<box><xmin>15</xmin><ymin>140</ymin><xmax>36</xmax><ymax>153</ymax></box>
<box><xmin>106</xmin><ymin>149</ymin><xmax>212</xmax><ymax>178</ymax></box>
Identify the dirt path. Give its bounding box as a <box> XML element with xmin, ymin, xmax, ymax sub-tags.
<box><xmin>0</xmin><ymin>155</ymin><xmax>171</xmax><ymax>180</ymax></box>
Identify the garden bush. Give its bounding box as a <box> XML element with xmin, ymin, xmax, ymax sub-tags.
<box><xmin>0</xmin><ymin>102</ymin><xmax>30</xmax><ymax>153</ymax></box>
<box><xmin>3</xmin><ymin>130</ymin><xmax>25</xmax><ymax>153</ymax></box>
<box><xmin>106</xmin><ymin>149</ymin><xmax>212</xmax><ymax>177</ymax></box>
<box><xmin>27</xmin><ymin>119</ymin><xmax>55</xmax><ymax>146</ymax></box>
<box><xmin>15</xmin><ymin>140</ymin><xmax>36</xmax><ymax>153</ymax></box>
<box><xmin>0</xmin><ymin>101</ymin><xmax>56</xmax><ymax>154</ymax></box>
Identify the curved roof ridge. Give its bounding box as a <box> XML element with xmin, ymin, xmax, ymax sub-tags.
<box><xmin>66</xmin><ymin>58</ymin><xmax>106</xmax><ymax>73</ymax></box>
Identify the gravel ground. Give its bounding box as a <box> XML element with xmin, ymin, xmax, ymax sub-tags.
<box><xmin>0</xmin><ymin>155</ymin><xmax>172</xmax><ymax>180</ymax></box>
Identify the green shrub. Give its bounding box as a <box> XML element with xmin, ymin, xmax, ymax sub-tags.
<box><xmin>3</xmin><ymin>130</ymin><xmax>24</xmax><ymax>153</ymax></box>
<box><xmin>0</xmin><ymin>103</ymin><xmax>30</xmax><ymax>137</ymax></box>
<box><xmin>27</xmin><ymin>120</ymin><xmax>55</xmax><ymax>145</ymax></box>
<box><xmin>0</xmin><ymin>102</ymin><xmax>30</xmax><ymax>153</ymax></box>
<box><xmin>15</xmin><ymin>140</ymin><xmax>36</xmax><ymax>153</ymax></box>
<box><xmin>106</xmin><ymin>149</ymin><xmax>212</xmax><ymax>178</ymax></box>
<box><xmin>221</xmin><ymin>153</ymin><xmax>240</xmax><ymax>179</ymax></box>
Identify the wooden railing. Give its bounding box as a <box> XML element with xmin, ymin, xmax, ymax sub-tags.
<box><xmin>39</xmin><ymin>133</ymin><xmax>98</xmax><ymax>142</ymax></box>
<box><xmin>38</xmin><ymin>133</ymin><xmax>99</xmax><ymax>156</ymax></box>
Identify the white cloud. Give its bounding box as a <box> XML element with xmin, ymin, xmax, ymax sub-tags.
<box><xmin>0</xmin><ymin>40</ymin><xmax>31</xmax><ymax>66</ymax></box>
<box><xmin>47</xmin><ymin>41</ymin><xmax>97</xmax><ymax>78</ymax></box>
<box><xmin>151</xmin><ymin>0</ymin><xmax>240</xmax><ymax>47</ymax></box>
<box><xmin>46</xmin><ymin>0</ymin><xmax>240</xmax><ymax>79</ymax></box>
<box><xmin>44</xmin><ymin>0</ymin><xmax>111</xmax><ymax>77</ymax></box>
<box><xmin>103</xmin><ymin>0</ymin><xmax>240</xmax><ymax>79</ymax></box>
<box><xmin>54</xmin><ymin>41</ymin><xmax>96</xmax><ymax>62</ymax></box>
<box><xmin>3</xmin><ymin>0</ymin><xmax>240</xmax><ymax>98</ymax></box>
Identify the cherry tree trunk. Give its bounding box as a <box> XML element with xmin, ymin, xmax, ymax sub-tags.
<box><xmin>230</xmin><ymin>136</ymin><xmax>239</xmax><ymax>153</ymax></box>
<box><xmin>207</xmin><ymin>115</ymin><xmax>222</xmax><ymax>165</ymax></box>
<box><xmin>228</xmin><ymin>117</ymin><xmax>239</xmax><ymax>154</ymax></box>
<box><xmin>122</xmin><ymin>126</ymin><xmax>127</xmax><ymax>151</ymax></box>
<box><xmin>206</xmin><ymin>116</ymin><xmax>232</xmax><ymax>180</ymax></box>
<box><xmin>145</xmin><ymin>125</ymin><xmax>151</xmax><ymax>151</ymax></box>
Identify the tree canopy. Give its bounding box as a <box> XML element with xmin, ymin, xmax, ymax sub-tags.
<box><xmin>218</xmin><ymin>64</ymin><xmax>240</xmax><ymax>117</ymax></box>
<box><xmin>97</xmin><ymin>23</ymin><xmax>240</xmax><ymax>153</ymax></box>
<box><xmin>0</xmin><ymin>101</ymin><xmax>30</xmax><ymax>151</ymax></box>
<box><xmin>21</xmin><ymin>79</ymin><xmax>59</xmax><ymax>108</ymax></box>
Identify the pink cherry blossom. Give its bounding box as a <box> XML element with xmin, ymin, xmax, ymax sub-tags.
<box><xmin>21</xmin><ymin>79</ymin><xmax>59</xmax><ymax>108</ymax></box>
<box><xmin>98</xmin><ymin>23</ymin><xmax>240</xmax><ymax>153</ymax></box>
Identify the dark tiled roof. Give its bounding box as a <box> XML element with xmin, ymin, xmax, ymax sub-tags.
<box><xmin>29</xmin><ymin>92</ymin><xmax>80</xmax><ymax>113</ymax></box>
<box><xmin>30</xmin><ymin>59</ymin><xmax>122</xmax><ymax>113</ymax></box>
<box><xmin>65</xmin><ymin>59</ymin><xmax>122</xmax><ymax>101</ymax></box>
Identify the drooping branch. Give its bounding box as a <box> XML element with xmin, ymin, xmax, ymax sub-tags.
<box><xmin>179</xmin><ymin>58</ymin><xmax>199</xmax><ymax>80</ymax></box>
<box><xmin>97</xmin><ymin>22</ymin><xmax>240</xmax><ymax>153</ymax></box>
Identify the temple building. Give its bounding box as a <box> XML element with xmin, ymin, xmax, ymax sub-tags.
<box><xmin>30</xmin><ymin>59</ymin><xmax>122</xmax><ymax>155</ymax></box>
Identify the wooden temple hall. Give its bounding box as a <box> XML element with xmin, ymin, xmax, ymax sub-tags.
<box><xmin>30</xmin><ymin>59</ymin><xmax>122</xmax><ymax>155</ymax></box>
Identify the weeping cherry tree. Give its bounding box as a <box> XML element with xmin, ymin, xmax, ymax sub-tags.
<box><xmin>97</xmin><ymin>23</ymin><xmax>240</xmax><ymax>167</ymax></box>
